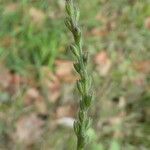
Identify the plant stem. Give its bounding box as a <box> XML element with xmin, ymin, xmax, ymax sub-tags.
<box><xmin>77</xmin><ymin>146</ymin><xmax>84</xmax><ymax>150</ymax></box>
<box><xmin>77</xmin><ymin>140</ymin><xmax>84</xmax><ymax>150</ymax></box>
<box><xmin>65</xmin><ymin>0</ymin><xmax>93</xmax><ymax>149</ymax></box>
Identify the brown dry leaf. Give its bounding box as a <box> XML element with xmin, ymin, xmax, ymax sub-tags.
<box><xmin>0</xmin><ymin>36</ymin><xmax>15</xmax><ymax>48</ymax></box>
<box><xmin>4</xmin><ymin>3</ymin><xmax>19</xmax><ymax>14</ymax></box>
<box><xmin>42</xmin><ymin>67</ymin><xmax>61</xmax><ymax>103</ymax></box>
<box><xmin>48</xmin><ymin>73</ymin><xmax>61</xmax><ymax>103</ymax></box>
<box><xmin>109</xmin><ymin>116</ymin><xmax>123</xmax><ymax>125</ymax></box>
<box><xmin>95</xmin><ymin>13</ymin><xmax>107</xmax><ymax>23</ymax></box>
<box><xmin>113</xmin><ymin>128</ymin><xmax>124</xmax><ymax>139</ymax></box>
<box><xmin>94</xmin><ymin>51</ymin><xmax>111</xmax><ymax>76</ymax></box>
<box><xmin>35</xmin><ymin>100</ymin><xmax>48</xmax><ymax>115</ymax></box>
<box><xmin>109</xmin><ymin>116</ymin><xmax>124</xmax><ymax>139</ymax></box>
<box><xmin>0</xmin><ymin>67</ymin><xmax>23</xmax><ymax>95</ymax></box>
<box><xmin>29</xmin><ymin>7</ymin><xmax>46</xmax><ymax>26</ymax></box>
<box><xmin>48</xmin><ymin>81</ymin><xmax>61</xmax><ymax>103</ymax></box>
<box><xmin>145</xmin><ymin>17</ymin><xmax>150</xmax><ymax>30</ymax></box>
<box><xmin>130</xmin><ymin>74</ymin><xmax>146</xmax><ymax>87</ymax></box>
<box><xmin>90</xmin><ymin>27</ymin><xmax>108</xmax><ymax>37</ymax></box>
<box><xmin>106</xmin><ymin>21</ymin><xmax>117</xmax><ymax>31</ymax></box>
<box><xmin>55</xmin><ymin>104</ymin><xmax>76</xmax><ymax>119</ymax></box>
<box><xmin>15</xmin><ymin>113</ymin><xmax>45</xmax><ymax>145</ymax></box>
<box><xmin>24</xmin><ymin>88</ymin><xmax>41</xmax><ymax>105</ymax></box>
<box><xmin>133</xmin><ymin>60</ymin><xmax>150</xmax><ymax>74</ymax></box>
<box><xmin>7</xmin><ymin>73</ymin><xmax>22</xmax><ymax>94</ymax></box>
<box><xmin>0</xmin><ymin>68</ymin><xmax>11</xmax><ymax>90</ymax></box>
<box><xmin>55</xmin><ymin>60</ymin><xmax>76</xmax><ymax>83</ymax></box>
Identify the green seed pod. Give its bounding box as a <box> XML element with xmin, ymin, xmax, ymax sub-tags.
<box><xmin>84</xmin><ymin>76</ymin><xmax>92</xmax><ymax>92</ymax></box>
<box><xmin>74</xmin><ymin>27</ymin><xmax>82</xmax><ymax>45</ymax></box>
<box><xmin>84</xmin><ymin>118</ymin><xmax>92</xmax><ymax>130</ymax></box>
<box><xmin>80</xmin><ymin>129</ymin><xmax>86</xmax><ymax>145</ymax></box>
<box><xmin>70</xmin><ymin>44</ymin><xmax>79</xmax><ymax>57</ymax></box>
<box><xmin>87</xmin><ymin>77</ymin><xmax>92</xmax><ymax>90</ymax></box>
<box><xmin>77</xmin><ymin>80</ymin><xmax>83</xmax><ymax>94</ymax></box>
<box><xmin>65</xmin><ymin>1</ymin><xmax>71</xmax><ymax>15</ymax></box>
<box><xmin>79</xmin><ymin>100</ymin><xmax>85</xmax><ymax>110</ymax></box>
<box><xmin>82</xmin><ymin>52</ymin><xmax>88</xmax><ymax>64</ymax></box>
<box><xmin>74</xmin><ymin>62</ymin><xmax>81</xmax><ymax>73</ymax></box>
<box><xmin>74</xmin><ymin>7</ymin><xmax>80</xmax><ymax>22</ymax></box>
<box><xmin>65</xmin><ymin>18</ymin><xmax>72</xmax><ymax>31</ymax></box>
<box><xmin>84</xmin><ymin>94</ymin><xmax>93</xmax><ymax>108</ymax></box>
<box><xmin>74</xmin><ymin>121</ymin><xmax>80</xmax><ymax>135</ymax></box>
<box><xmin>79</xmin><ymin>110</ymin><xmax>85</xmax><ymax>122</ymax></box>
<box><xmin>65</xmin><ymin>0</ymin><xmax>74</xmax><ymax>16</ymax></box>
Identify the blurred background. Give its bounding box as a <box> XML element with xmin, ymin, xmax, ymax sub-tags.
<box><xmin>0</xmin><ymin>0</ymin><xmax>150</xmax><ymax>150</ymax></box>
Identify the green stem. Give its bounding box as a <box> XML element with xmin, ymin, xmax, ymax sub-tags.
<box><xmin>77</xmin><ymin>140</ymin><xmax>84</xmax><ymax>150</ymax></box>
<box><xmin>77</xmin><ymin>147</ymin><xmax>84</xmax><ymax>150</ymax></box>
<box><xmin>65</xmin><ymin>1</ymin><xmax>93</xmax><ymax>149</ymax></box>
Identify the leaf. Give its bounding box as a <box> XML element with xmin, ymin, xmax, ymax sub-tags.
<box><xmin>0</xmin><ymin>67</ymin><xmax>11</xmax><ymax>89</ymax></box>
<box><xmin>55</xmin><ymin>60</ymin><xmax>76</xmax><ymax>83</ymax></box>
<box><xmin>94</xmin><ymin>51</ymin><xmax>111</xmax><ymax>76</ymax></box>
<box><xmin>90</xmin><ymin>28</ymin><xmax>108</xmax><ymax>37</ymax></box>
<box><xmin>133</xmin><ymin>61</ymin><xmax>150</xmax><ymax>74</ymax></box>
<box><xmin>24</xmin><ymin>88</ymin><xmax>41</xmax><ymax>105</ymax></box>
<box><xmin>15</xmin><ymin>113</ymin><xmax>45</xmax><ymax>145</ymax></box>
<box><xmin>55</xmin><ymin>105</ymin><xmax>76</xmax><ymax>119</ymax></box>
<box><xmin>1</xmin><ymin>36</ymin><xmax>15</xmax><ymax>48</ymax></box>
